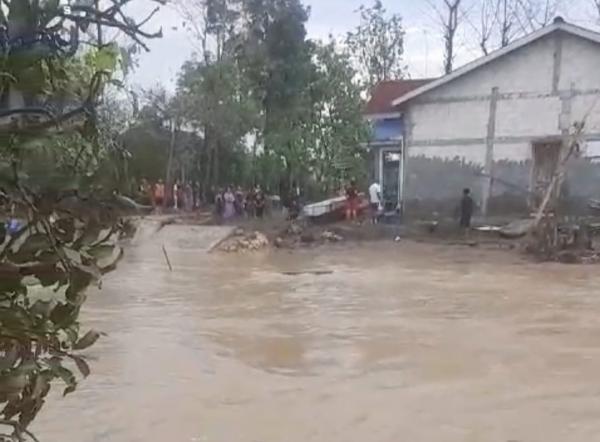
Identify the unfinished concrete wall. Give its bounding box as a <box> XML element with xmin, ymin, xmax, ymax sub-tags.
<box><xmin>403</xmin><ymin>30</ymin><xmax>600</xmax><ymax>219</ymax></box>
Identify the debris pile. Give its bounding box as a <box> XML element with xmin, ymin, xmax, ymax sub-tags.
<box><xmin>218</xmin><ymin>229</ymin><xmax>269</xmax><ymax>253</ymax></box>
<box><xmin>524</xmin><ymin>216</ymin><xmax>600</xmax><ymax>264</ymax></box>
<box><xmin>274</xmin><ymin>222</ymin><xmax>344</xmax><ymax>249</ymax></box>
<box><xmin>320</xmin><ymin>230</ymin><xmax>343</xmax><ymax>242</ymax></box>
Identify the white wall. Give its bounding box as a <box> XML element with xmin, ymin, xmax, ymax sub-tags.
<box><xmin>422</xmin><ymin>36</ymin><xmax>555</xmax><ymax>99</ymax></box>
<box><xmin>403</xmin><ymin>30</ymin><xmax>600</xmax><ymax>214</ymax></box>
<box><xmin>495</xmin><ymin>97</ymin><xmax>562</xmax><ymax>139</ymax></box>
<box><xmin>410</xmin><ymin>101</ymin><xmax>489</xmax><ymax>141</ymax></box>
<box><xmin>560</xmin><ymin>34</ymin><xmax>600</xmax><ymax>91</ymax></box>
<box><xmin>407</xmin><ymin>32</ymin><xmax>600</xmax><ymax>163</ymax></box>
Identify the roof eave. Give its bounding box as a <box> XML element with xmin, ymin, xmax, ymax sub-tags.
<box><xmin>364</xmin><ymin>111</ymin><xmax>402</xmax><ymax>121</ymax></box>
<box><xmin>391</xmin><ymin>22</ymin><xmax>600</xmax><ymax>108</ymax></box>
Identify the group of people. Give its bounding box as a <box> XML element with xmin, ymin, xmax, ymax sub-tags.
<box><xmin>343</xmin><ymin>179</ymin><xmax>383</xmax><ymax>224</ymax></box>
<box><xmin>345</xmin><ymin>179</ymin><xmax>475</xmax><ymax>231</ymax></box>
<box><xmin>140</xmin><ymin>179</ymin><xmax>201</xmax><ymax>212</ymax></box>
<box><xmin>214</xmin><ymin>185</ymin><xmax>266</xmax><ymax>222</ymax></box>
<box><xmin>140</xmin><ymin>176</ymin><xmax>475</xmax><ymax>232</ymax></box>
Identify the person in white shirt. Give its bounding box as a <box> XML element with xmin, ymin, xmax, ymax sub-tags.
<box><xmin>368</xmin><ymin>181</ymin><xmax>382</xmax><ymax>224</ymax></box>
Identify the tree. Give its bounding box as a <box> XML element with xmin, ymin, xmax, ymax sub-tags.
<box><xmin>176</xmin><ymin>57</ymin><xmax>258</xmax><ymax>191</ymax></box>
<box><xmin>514</xmin><ymin>0</ymin><xmax>560</xmax><ymax>33</ymax></box>
<box><xmin>346</xmin><ymin>0</ymin><xmax>406</xmax><ymax>89</ymax></box>
<box><xmin>469</xmin><ymin>0</ymin><xmax>561</xmax><ymax>56</ymax></box>
<box><xmin>237</xmin><ymin>0</ymin><xmax>314</xmax><ymax>190</ymax></box>
<box><xmin>0</xmin><ymin>0</ymin><xmax>160</xmax><ymax>438</ymax></box>
<box><xmin>172</xmin><ymin>0</ymin><xmax>371</xmax><ymax>198</ymax></box>
<box><xmin>440</xmin><ymin>0</ymin><xmax>463</xmax><ymax>74</ymax></box>
<box><xmin>306</xmin><ymin>40</ymin><xmax>370</xmax><ymax>194</ymax></box>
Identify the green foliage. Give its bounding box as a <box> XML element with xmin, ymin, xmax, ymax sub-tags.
<box><xmin>165</xmin><ymin>0</ymin><xmax>369</xmax><ymax>199</ymax></box>
<box><xmin>346</xmin><ymin>0</ymin><xmax>406</xmax><ymax>89</ymax></box>
<box><xmin>0</xmin><ymin>195</ymin><xmax>124</xmax><ymax>426</ymax></box>
<box><xmin>307</xmin><ymin>40</ymin><xmax>371</xmax><ymax>194</ymax></box>
<box><xmin>0</xmin><ymin>0</ymin><xmax>161</xmax><ymax>438</ymax></box>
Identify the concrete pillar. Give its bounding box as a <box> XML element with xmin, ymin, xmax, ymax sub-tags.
<box><xmin>401</xmin><ymin>109</ymin><xmax>414</xmax><ymax>215</ymax></box>
<box><xmin>552</xmin><ymin>32</ymin><xmax>564</xmax><ymax>95</ymax></box>
<box><xmin>482</xmin><ymin>87</ymin><xmax>499</xmax><ymax>217</ymax></box>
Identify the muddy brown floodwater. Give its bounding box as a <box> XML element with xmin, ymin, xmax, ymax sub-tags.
<box><xmin>32</xmin><ymin>225</ymin><xmax>600</xmax><ymax>442</ymax></box>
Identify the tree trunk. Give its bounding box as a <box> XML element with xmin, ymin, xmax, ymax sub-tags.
<box><xmin>213</xmin><ymin>138</ymin><xmax>220</xmax><ymax>187</ymax></box>
<box><xmin>165</xmin><ymin>119</ymin><xmax>177</xmax><ymax>208</ymax></box>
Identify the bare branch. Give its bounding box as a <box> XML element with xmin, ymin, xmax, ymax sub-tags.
<box><xmin>59</xmin><ymin>5</ymin><xmax>163</xmax><ymax>51</ymax></box>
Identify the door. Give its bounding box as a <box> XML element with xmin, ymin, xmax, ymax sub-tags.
<box><xmin>380</xmin><ymin>148</ymin><xmax>403</xmax><ymax>211</ymax></box>
<box><xmin>531</xmin><ymin>140</ymin><xmax>562</xmax><ymax>210</ymax></box>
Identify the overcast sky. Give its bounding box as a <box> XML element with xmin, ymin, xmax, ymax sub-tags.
<box><xmin>129</xmin><ymin>0</ymin><xmax>598</xmax><ymax>91</ymax></box>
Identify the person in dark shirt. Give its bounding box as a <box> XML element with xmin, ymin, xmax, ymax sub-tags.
<box><xmin>255</xmin><ymin>185</ymin><xmax>266</xmax><ymax>218</ymax></box>
<box><xmin>460</xmin><ymin>188</ymin><xmax>474</xmax><ymax>230</ymax></box>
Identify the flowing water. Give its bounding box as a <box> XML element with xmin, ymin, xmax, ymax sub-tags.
<box><xmin>32</xmin><ymin>225</ymin><xmax>600</xmax><ymax>442</ymax></box>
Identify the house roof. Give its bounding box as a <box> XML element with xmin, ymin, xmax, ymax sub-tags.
<box><xmin>365</xmin><ymin>79</ymin><xmax>434</xmax><ymax>116</ymax></box>
<box><xmin>391</xmin><ymin>18</ymin><xmax>600</xmax><ymax>107</ymax></box>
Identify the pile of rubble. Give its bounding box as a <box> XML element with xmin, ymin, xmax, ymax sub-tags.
<box><xmin>218</xmin><ymin>228</ymin><xmax>269</xmax><ymax>253</ymax></box>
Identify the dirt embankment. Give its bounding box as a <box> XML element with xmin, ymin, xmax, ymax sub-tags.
<box><xmin>138</xmin><ymin>210</ymin><xmax>600</xmax><ymax>264</ymax></box>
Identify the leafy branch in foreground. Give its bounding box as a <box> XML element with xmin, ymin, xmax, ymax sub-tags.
<box><xmin>0</xmin><ymin>0</ymin><xmax>161</xmax><ymax>439</ymax></box>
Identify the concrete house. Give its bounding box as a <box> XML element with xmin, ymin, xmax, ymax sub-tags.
<box><xmin>365</xmin><ymin>18</ymin><xmax>600</xmax><ymax>218</ymax></box>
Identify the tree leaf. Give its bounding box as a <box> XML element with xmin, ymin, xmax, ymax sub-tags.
<box><xmin>73</xmin><ymin>329</ymin><xmax>100</xmax><ymax>350</ymax></box>
<box><xmin>89</xmin><ymin>244</ymin><xmax>123</xmax><ymax>272</ymax></box>
<box><xmin>10</xmin><ymin>233</ymin><xmax>51</xmax><ymax>264</ymax></box>
<box><xmin>49</xmin><ymin>302</ymin><xmax>79</xmax><ymax>328</ymax></box>
<box><xmin>70</xmin><ymin>355</ymin><xmax>90</xmax><ymax>378</ymax></box>
<box><xmin>63</xmin><ymin>384</ymin><xmax>76</xmax><ymax>396</ymax></box>
<box><xmin>95</xmin><ymin>45</ymin><xmax>119</xmax><ymax>72</ymax></box>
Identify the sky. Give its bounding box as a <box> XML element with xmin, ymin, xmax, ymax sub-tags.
<box><xmin>128</xmin><ymin>0</ymin><xmax>598</xmax><ymax>91</ymax></box>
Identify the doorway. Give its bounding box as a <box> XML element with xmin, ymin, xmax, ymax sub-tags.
<box><xmin>531</xmin><ymin>140</ymin><xmax>562</xmax><ymax>210</ymax></box>
<box><xmin>379</xmin><ymin>148</ymin><xmax>403</xmax><ymax>211</ymax></box>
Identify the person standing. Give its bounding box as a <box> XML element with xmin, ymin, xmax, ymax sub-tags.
<box><xmin>140</xmin><ymin>178</ymin><xmax>153</xmax><ymax>206</ymax></box>
<box><xmin>214</xmin><ymin>188</ymin><xmax>224</xmax><ymax>220</ymax></box>
<box><xmin>345</xmin><ymin>179</ymin><xmax>359</xmax><ymax>221</ymax></box>
<box><xmin>234</xmin><ymin>186</ymin><xmax>245</xmax><ymax>217</ymax></box>
<box><xmin>255</xmin><ymin>185</ymin><xmax>266</xmax><ymax>219</ymax></box>
<box><xmin>245</xmin><ymin>186</ymin><xmax>256</xmax><ymax>218</ymax></box>
<box><xmin>185</xmin><ymin>182</ymin><xmax>194</xmax><ymax>211</ymax></box>
<box><xmin>368</xmin><ymin>180</ymin><xmax>382</xmax><ymax>224</ymax></box>
<box><xmin>459</xmin><ymin>188</ymin><xmax>474</xmax><ymax>233</ymax></box>
<box><xmin>223</xmin><ymin>187</ymin><xmax>236</xmax><ymax>221</ymax></box>
<box><xmin>173</xmin><ymin>181</ymin><xmax>179</xmax><ymax>210</ymax></box>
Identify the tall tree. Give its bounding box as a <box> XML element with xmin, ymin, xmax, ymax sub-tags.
<box><xmin>176</xmin><ymin>57</ymin><xmax>258</xmax><ymax>190</ymax></box>
<box><xmin>346</xmin><ymin>0</ymin><xmax>406</xmax><ymax>89</ymax></box>
<box><xmin>307</xmin><ymin>39</ymin><xmax>370</xmax><ymax>194</ymax></box>
<box><xmin>238</xmin><ymin>0</ymin><xmax>314</xmax><ymax>189</ymax></box>
<box><xmin>443</xmin><ymin>0</ymin><xmax>462</xmax><ymax>74</ymax></box>
<box><xmin>427</xmin><ymin>0</ymin><xmax>466</xmax><ymax>74</ymax></box>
